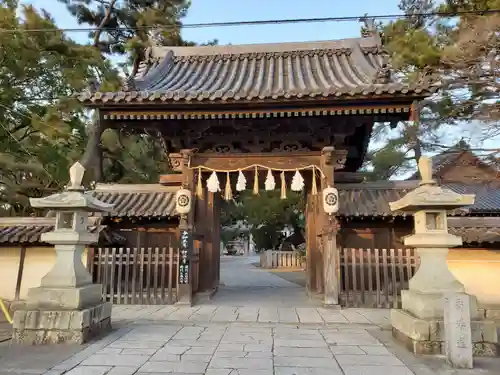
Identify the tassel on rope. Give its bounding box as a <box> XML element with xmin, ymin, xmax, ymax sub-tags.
<box><xmin>253</xmin><ymin>166</ymin><xmax>259</xmax><ymax>195</ymax></box>
<box><xmin>224</xmin><ymin>172</ymin><xmax>233</xmax><ymax>201</ymax></box>
<box><xmin>311</xmin><ymin>166</ymin><xmax>318</xmax><ymax>196</ymax></box>
<box><xmin>196</xmin><ymin>168</ymin><xmax>204</xmax><ymax>199</ymax></box>
<box><xmin>280</xmin><ymin>171</ymin><xmax>287</xmax><ymax>199</ymax></box>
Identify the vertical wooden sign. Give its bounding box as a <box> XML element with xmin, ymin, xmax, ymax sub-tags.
<box><xmin>178</xmin><ymin>229</ymin><xmax>192</xmax><ymax>284</ymax></box>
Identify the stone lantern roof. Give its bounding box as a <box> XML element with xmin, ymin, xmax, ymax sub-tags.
<box><xmin>29</xmin><ymin>162</ymin><xmax>114</xmax><ymax>213</ymax></box>
<box><xmin>389</xmin><ymin>157</ymin><xmax>475</xmax><ymax>213</ymax></box>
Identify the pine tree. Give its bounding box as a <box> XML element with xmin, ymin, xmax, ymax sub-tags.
<box><xmin>0</xmin><ymin>1</ymin><xmax>109</xmax><ymax>215</ymax></box>
<box><xmin>364</xmin><ymin>0</ymin><xmax>499</xmax><ymax>180</ymax></box>
<box><xmin>58</xmin><ymin>0</ymin><xmax>196</xmax><ymax>75</ymax></box>
<box><xmin>57</xmin><ymin>0</ymin><xmax>217</xmax><ymax>183</ymax></box>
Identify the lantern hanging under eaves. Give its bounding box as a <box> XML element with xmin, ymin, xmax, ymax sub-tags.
<box><xmin>322</xmin><ymin>186</ymin><xmax>339</xmax><ymax>215</ymax></box>
<box><xmin>175</xmin><ymin>188</ymin><xmax>192</xmax><ymax>215</ymax></box>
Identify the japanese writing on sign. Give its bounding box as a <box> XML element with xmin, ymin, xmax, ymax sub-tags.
<box><xmin>178</xmin><ymin>229</ymin><xmax>192</xmax><ymax>284</ymax></box>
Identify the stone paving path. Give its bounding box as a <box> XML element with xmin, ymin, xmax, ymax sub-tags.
<box><xmin>220</xmin><ymin>256</ymin><xmax>298</xmax><ymax>288</ymax></box>
<box><xmin>111</xmin><ymin>305</ymin><xmax>392</xmax><ymax>328</ymax></box>
<box><xmin>44</xmin><ymin>324</ymin><xmax>416</xmax><ymax>375</ymax></box>
<box><xmin>210</xmin><ymin>256</ymin><xmax>315</xmax><ymax>307</ymax></box>
<box><xmin>1</xmin><ymin>256</ymin><xmax>498</xmax><ymax>374</ymax></box>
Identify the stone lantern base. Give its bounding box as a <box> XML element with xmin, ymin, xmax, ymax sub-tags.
<box><xmin>391</xmin><ymin>309</ymin><xmax>499</xmax><ymax>357</ymax></box>
<box><xmin>12</xmin><ymin>301</ymin><xmax>112</xmax><ymax>345</ymax></box>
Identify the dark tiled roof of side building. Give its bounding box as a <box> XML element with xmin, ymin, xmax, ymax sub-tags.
<box><xmin>92</xmin><ymin>182</ymin><xmax>499</xmax><ymax>219</ymax></box>
<box><xmin>64</xmin><ymin>182</ymin><xmax>500</xmax><ymax>218</ymax></box>
<box><xmin>0</xmin><ymin>217</ymin><xmax>126</xmax><ymax>245</ymax></box>
<box><xmin>447</xmin><ymin>217</ymin><xmax>500</xmax><ymax>244</ymax></box>
<box><xmin>1</xmin><ymin>181</ymin><xmax>500</xmax><ymax>245</ymax></box>
<box><xmin>336</xmin><ymin>181</ymin><xmax>500</xmax><ymax>217</ymax></box>
<box><xmin>90</xmin><ymin>184</ymin><xmax>177</xmax><ymax>218</ymax></box>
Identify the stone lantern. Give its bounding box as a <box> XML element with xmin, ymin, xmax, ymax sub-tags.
<box><xmin>12</xmin><ymin>162</ymin><xmax>115</xmax><ymax>344</ymax></box>
<box><xmin>389</xmin><ymin>157</ymin><xmax>498</xmax><ymax>356</ymax></box>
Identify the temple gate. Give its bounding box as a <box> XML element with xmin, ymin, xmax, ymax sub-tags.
<box><xmin>78</xmin><ymin>24</ymin><xmax>432</xmax><ymax>305</ymax></box>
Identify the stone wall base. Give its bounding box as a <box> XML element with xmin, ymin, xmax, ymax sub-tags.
<box><xmin>479</xmin><ymin>306</ymin><xmax>500</xmax><ymax>326</ymax></box>
<box><xmin>391</xmin><ymin>309</ymin><xmax>499</xmax><ymax>357</ymax></box>
<box><xmin>12</xmin><ymin>302</ymin><xmax>112</xmax><ymax>345</ymax></box>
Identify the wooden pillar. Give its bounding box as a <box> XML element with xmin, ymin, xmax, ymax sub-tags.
<box><xmin>213</xmin><ymin>194</ymin><xmax>221</xmax><ymax>288</ymax></box>
<box><xmin>305</xmin><ymin>193</ymin><xmax>315</xmax><ymax>294</ymax></box>
<box><xmin>320</xmin><ymin>146</ymin><xmax>341</xmax><ymax>306</ymax></box>
<box><xmin>315</xmin><ymin>193</ymin><xmax>324</xmax><ymax>294</ymax></box>
<box><xmin>306</xmin><ymin>187</ymin><xmax>324</xmax><ymax>296</ymax></box>
<box><xmin>195</xmin><ymin>186</ymin><xmax>209</xmax><ymax>292</ymax></box>
<box><xmin>177</xmin><ymin>150</ymin><xmax>194</xmax><ymax>305</ymax></box>
<box><xmin>206</xmin><ymin>190</ymin><xmax>217</xmax><ymax>291</ymax></box>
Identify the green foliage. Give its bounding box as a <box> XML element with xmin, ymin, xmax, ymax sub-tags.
<box><xmin>101</xmin><ymin>129</ymin><xmax>170</xmax><ymax>183</ymax></box>
<box><xmin>364</xmin><ymin>0</ymin><xmax>500</xmax><ymax>179</ymax></box>
<box><xmin>220</xmin><ymin>228</ymin><xmax>244</xmax><ymax>247</ymax></box>
<box><xmin>0</xmin><ymin>0</ymin><xmax>198</xmax><ymax>215</ymax></box>
<box><xmin>239</xmin><ymin>191</ymin><xmax>305</xmax><ymax>232</ymax></box>
<box><xmin>0</xmin><ymin>1</ymin><xmax>109</xmax><ymax>215</ymax></box>
<box><xmin>220</xmin><ymin>191</ymin><xmax>306</xmax><ymax>252</ymax></box>
<box><xmin>57</xmin><ymin>0</ymin><xmax>215</xmax><ymax>74</ymax></box>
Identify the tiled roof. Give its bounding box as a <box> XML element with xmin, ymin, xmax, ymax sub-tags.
<box><xmin>0</xmin><ymin>218</ymin><xmax>126</xmax><ymax>245</ymax></box>
<box><xmin>448</xmin><ymin>217</ymin><xmax>500</xmax><ymax>244</ymax></box>
<box><xmin>78</xmin><ymin>36</ymin><xmax>433</xmax><ymax>105</ymax></box>
<box><xmin>407</xmin><ymin>147</ymin><xmax>499</xmax><ymax>181</ymax></box>
<box><xmin>407</xmin><ymin>151</ymin><xmax>465</xmax><ymax>180</ymax></box>
<box><xmin>337</xmin><ymin>181</ymin><xmax>500</xmax><ymax>217</ymax></box>
<box><xmin>91</xmin><ymin>184</ymin><xmax>177</xmax><ymax>218</ymax></box>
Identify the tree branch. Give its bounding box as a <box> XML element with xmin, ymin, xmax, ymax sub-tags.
<box><xmin>93</xmin><ymin>0</ymin><xmax>118</xmax><ymax>48</ymax></box>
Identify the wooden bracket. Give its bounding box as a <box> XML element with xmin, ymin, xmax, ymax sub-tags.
<box><xmin>168</xmin><ymin>153</ymin><xmax>183</xmax><ymax>172</ymax></box>
<box><xmin>321</xmin><ymin>147</ymin><xmax>348</xmax><ymax>169</ymax></box>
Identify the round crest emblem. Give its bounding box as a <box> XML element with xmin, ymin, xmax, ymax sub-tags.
<box><xmin>325</xmin><ymin>192</ymin><xmax>338</xmax><ymax>206</ymax></box>
<box><xmin>177</xmin><ymin>194</ymin><xmax>190</xmax><ymax>207</ymax></box>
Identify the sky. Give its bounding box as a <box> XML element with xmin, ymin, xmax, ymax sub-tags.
<box><xmin>21</xmin><ymin>0</ymin><xmax>500</xmax><ymax>159</ymax></box>
<box><xmin>24</xmin><ymin>0</ymin><xmax>401</xmax><ymax>44</ymax></box>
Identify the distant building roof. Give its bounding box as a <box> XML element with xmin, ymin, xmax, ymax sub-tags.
<box><xmin>407</xmin><ymin>145</ymin><xmax>498</xmax><ymax>181</ymax></box>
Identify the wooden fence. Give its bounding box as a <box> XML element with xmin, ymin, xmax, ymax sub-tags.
<box><xmin>88</xmin><ymin>245</ymin><xmax>200</xmax><ymax>305</ymax></box>
<box><xmin>260</xmin><ymin>250</ymin><xmax>304</xmax><ymax>269</ymax></box>
<box><xmin>339</xmin><ymin>248</ymin><xmax>419</xmax><ymax>308</ymax></box>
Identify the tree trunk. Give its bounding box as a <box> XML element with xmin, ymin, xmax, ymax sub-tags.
<box><xmin>80</xmin><ymin>117</ymin><xmax>104</xmax><ymax>183</ymax></box>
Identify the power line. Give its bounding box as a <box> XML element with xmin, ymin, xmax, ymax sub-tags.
<box><xmin>1</xmin><ymin>9</ymin><xmax>499</xmax><ymax>34</ymax></box>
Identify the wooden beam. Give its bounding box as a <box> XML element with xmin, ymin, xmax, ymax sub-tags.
<box><xmin>101</xmin><ymin>103</ymin><xmax>413</xmax><ymax>120</ymax></box>
<box><xmin>190</xmin><ymin>151</ymin><xmax>321</xmax><ymax>171</ymax></box>
<box><xmin>334</xmin><ymin>172</ymin><xmax>368</xmax><ymax>183</ymax></box>
<box><xmin>159</xmin><ymin>173</ymin><xmax>183</xmax><ymax>185</ymax></box>
<box><xmin>188</xmin><ymin>150</ymin><xmax>348</xmax><ymax>172</ymax></box>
